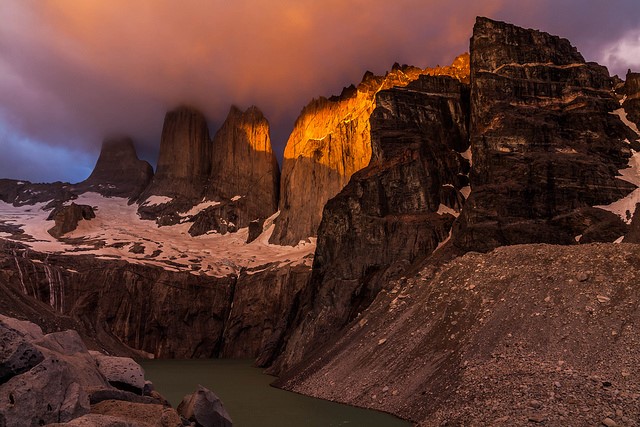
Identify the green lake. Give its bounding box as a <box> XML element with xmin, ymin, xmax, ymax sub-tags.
<box><xmin>141</xmin><ymin>359</ymin><xmax>411</xmax><ymax>427</ymax></box>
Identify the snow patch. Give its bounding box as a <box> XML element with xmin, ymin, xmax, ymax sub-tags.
<box><xmin>181</xmin><ymin>200</ymin><xmax>221</xmax><ymax>217</ymax></box>
<box><xmin>611</xmin><ymin>108</ymin><xmax>640</xmax><ymax>137</ymax></box>
<box><xmin>460</xmin><ymin>147</ymin><xmax>472</xmax><ymax>164</ymax></box>
<box><xmin>142</xmin><ymin>195</ymin><xmax>173</xmax><ymax>206</ymax></box>
<box><xmin>596</xmin><ymin>149</ymin><xmax>640</xmax><ymax>223</ymax></box>
<box><xmin>231</xmin><ymin>195</ymin><xmax>242</xmax><ymax>201</ymax></box>
<box><xmin>460</xmin><ymin>186</ymin><xmax>471</xmax><ymax>199</ymax></box>
<box><xmin>437</xmin><ymin>204</ymin><xmax>459</xmax><ymax>217</ymax></box>
<box><xmin>0</xmin><ymin>194</ymin><xmax>315</xmax><ymax>277</ymax></box>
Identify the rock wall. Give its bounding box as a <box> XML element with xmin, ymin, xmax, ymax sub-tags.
<box><xmin>272</xmin><ymin>75</ymin><xmax>471</xmax><ymax>373</ymax></box>
<box><xmin>452</xmin><ymin>17</ymin><xmax>636</xmax><ymax>252</ymax></box>
<box><xmin>0</xmin><ymin>240</ymin><xmax>310</xmax><ymax>361</ymax></box>
<box><xmin>207</xmin><ymin>105</ymin><xmax>280</xmax><ymax>220</ymax></box>
<box><xmin>271</xmin><ymin>56</ymin><xmax>470</xmax><ymax>246</ymax></box>
<box><xmin>140</xmin><ymin>106</ymin><xmax>212</xmax><ymax>202</ymax></box>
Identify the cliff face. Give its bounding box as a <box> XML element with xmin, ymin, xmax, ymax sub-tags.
<box><xmin>271</xmin><ymin>75</ymin><xmax>471</xmax><ymax>372</ymax></box>
<box><xmin>193</xmin><ymin>106</ymin><xmax>280</xmax><ymax>233</ymax></box>
<box><xmin>270</xmin><ymin>56</ymin><xmax>470</xmax><ymax>245</ymax></box>
<box><xmin>74</xmin><ymin>137</ymin><xmax>153</xmax><ymax>200</ymax></box>
<box><xmin>0</xmin><ymin>240</ymin><xmax>310</xmax><ymax>361</ymax></box>
<box><xmin>452</xmin><ymin>17</ymin><xmax>636</xmax><ymax>252</ymax></box>
<box><xmin>622</xmin><ymin>70</ymin><xmax>640</xmax><ymax>127</ymax></box>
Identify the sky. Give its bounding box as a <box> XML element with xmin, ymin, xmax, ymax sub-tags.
<box><xmin>1</xmin><ymin>1</ymin><xmax>639</xmax><ymax>183</ymax></box>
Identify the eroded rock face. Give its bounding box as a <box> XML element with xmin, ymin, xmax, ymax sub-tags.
<box><xmin>74</xmin><ymin>137</ymin><xmax>153</xmax><ymax>200</ymax></box>
<box><xmin>207</xmin><ymin>105</ymin><xmax>280</xmax><ymax>221</ymax></box>
<box><xmin>271</xmin><ymin>56</ymin><xmax>470</xmax><ymax>246</ymax></box>
<box><xmin>47</xmin><ymin>203</ymin><xmax>96</xmax><ymax>238</ymax></box>
<box><xmin>452</xmin><ymin>17</ymin><xmax>636</xmax><ymax>252</ymax></box>
<box><xmin>272</xmin><ymin>75</ymin><xmax>470</xmax><ymax>373</ymax></box>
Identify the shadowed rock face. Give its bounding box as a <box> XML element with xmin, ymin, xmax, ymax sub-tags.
<box><xmin>452</xmin><ymin>17</ymin><xmax>636</xmax><ymax>252</ymax></box>
<box><xmin>271</xmin><ymin>56</ymin><xmax>470</xmax><ymax>246</ymax></box>
<box><xmin>139</xmin><ymin>106</ymin><xmax>212</xmax><ymax>205</ymax></box>
<box><xmin>271</xmin><ymin>75</ymin><xmax>471</xmax><ymax>373</ymax></box>
<box><xmin>74</xmin><ymin>137</ymin><xmax>153</xmax><ymax>200</ymax></box>
<box><xmin>207</xmin><ymin>106</ymin><xmax>280</xmax><ymax>219</ymax></box>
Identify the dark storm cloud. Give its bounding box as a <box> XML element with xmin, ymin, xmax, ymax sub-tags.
<box><xmin>0</xmin><ymin>0</ymin><xmax>638</xmax><ymax>182</ymax></box>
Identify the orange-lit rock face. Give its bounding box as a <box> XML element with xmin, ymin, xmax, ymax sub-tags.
<box><xmin>271</xmin><ymin>55</ymin><xmax>470</xmax><ymax>245</ymax></box>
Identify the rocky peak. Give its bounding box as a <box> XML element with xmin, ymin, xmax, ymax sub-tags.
<box><xmin>140</xmin><ymin>105</ymin><xmax>212</xmax><ymax>202</ymax></box>
<box><xmin>471</xmin><ymin>17</ymin><xmax>584</xmax><ymax>72</ymax></box>
<box><xmin>75</xmin><ymin>136</ymin><xmax>153</xmax><ymax>199</ymax></box>
<box><xmin>270</xmin><ymin>56</ymin><xmax>470</xmax><ymax>245</ymax></box>
<box><xmin>452</xmin><ymin>17</ymin><xmax>636</xmax><ymax>252</ymax></box>
<box><xmin>207</xmin><ymin>105</ymin><xmax>279</xmax><ymax>217</ymax></box>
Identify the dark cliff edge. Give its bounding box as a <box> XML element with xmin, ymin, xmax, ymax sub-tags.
<box><xmin>269</xmin><ymin>17</ymin><xmax>640</xmax><ymax>426</ymax></box>
<box><xmin>270</xmin><ymin>74</ymin><xmax>471</xmax><ymax>373</ymax></box>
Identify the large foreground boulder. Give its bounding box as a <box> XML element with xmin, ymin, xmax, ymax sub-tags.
<box><xmin>178</xmin><ymin>385</ymin><xmax>232</xmax><ymax>427</ymax></box>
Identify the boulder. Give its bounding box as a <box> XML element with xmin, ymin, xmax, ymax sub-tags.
<box><xmin>90</xmin><ymin>352</ymin><xmax>146</xmax><ymax>394</ymax></box>
<box><xmin>178</xmin><ymin>385</ymin><xmax>232</xmax><ymax>427</ymax></box>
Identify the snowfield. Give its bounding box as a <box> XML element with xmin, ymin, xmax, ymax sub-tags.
<box><xmin>0</xmin><ymin>193</ymin><xmax>315</xmax><ymax>277</ymax></box>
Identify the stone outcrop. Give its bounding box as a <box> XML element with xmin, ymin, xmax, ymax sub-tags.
<box><xmin>178</xmin><ymin>385</ymin><xmax>232</xmax><ymax>427</ymax></box>
<box><xmin>271</xmin><ymin>55</ymin><xmax>470</xmax><ymax>246</ymax></box>
<box><xmin>47</xmin><ymin>203</ymin><xmax>96</xmax><ymax>238</ymax></box>
<box><xmin>0</xmin><ymin>179</ymin><xmax>77</xmax><ymax>209</ymax></box>
<box><xmin>452</xmin><ymin>17</ymin><xmax>636</xmax><ymax>252</ymax></box>
<box><xmin>271</xmin><ymin>74</ymin><xmax>471</xmax><ymax>372</ymax></box>
<box><xmin>74</xmin><ymin>137</ymin><xmax>153</xmax><ymax>200</ymax></box>
<box><xmin>207</xmin><ymin>105</ymin><xmax>280</xmax><ymax>220</ymax></box>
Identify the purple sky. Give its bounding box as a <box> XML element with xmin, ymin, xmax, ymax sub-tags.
<box><xmin>1</xmin><ymin>1</ymin><xmax>639</xmax><ymax>183</ymax></box>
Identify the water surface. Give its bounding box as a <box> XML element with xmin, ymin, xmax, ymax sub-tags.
<box><xmin>141</xmin><ymin>359</ymin><xmax>410</xmax><ymax>427</ymax></box>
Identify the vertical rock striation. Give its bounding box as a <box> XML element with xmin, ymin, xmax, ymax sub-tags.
<box><xmin>271</xmin><ymin>73</ymin><xmax>471</xmax><ymax>373</ymax></box>
<box><xmin>271</xmin><ymin>56</ymin><xmax>470</xmax><ymax>246</ymax></box>
<box><xmin>452</xmin><ymin>17</ymin><xmax>636</xmax><ymax>252</ymax></box>
<box><xmin>188</xmin><ymin>106</ymin><xmax>280</xmax><ymax>235</ymax></box>
<box><xmin>138</xmin><ymin>106</ymin><xmax>212</xmax><ymax>224</ymax></box>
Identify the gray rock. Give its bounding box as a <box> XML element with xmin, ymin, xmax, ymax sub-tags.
<box><xmin>178</xmin><ymin>385</ymin><xmax>232</xmax><ymax>427</ymax></box>
<box><xmin>0</xmin><ymin>322</ymin><xmax>44</xmax><ymax>385</ymax></box>
<box><xmin>91</xmin><ymin>353</ymin><xmax>145</xmax><ymax>394</ymax></box>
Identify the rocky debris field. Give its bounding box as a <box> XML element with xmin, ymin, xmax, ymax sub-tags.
<box><xmin>277</xmin><ymin>243</ymin><xmax>640</xmax><ymax>427</ymax></box>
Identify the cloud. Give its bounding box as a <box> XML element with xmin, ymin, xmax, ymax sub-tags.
<box><xmin>0</xmin><ymin>0</ymin><xmax>638</xmax><ymax>182</ymax></box>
